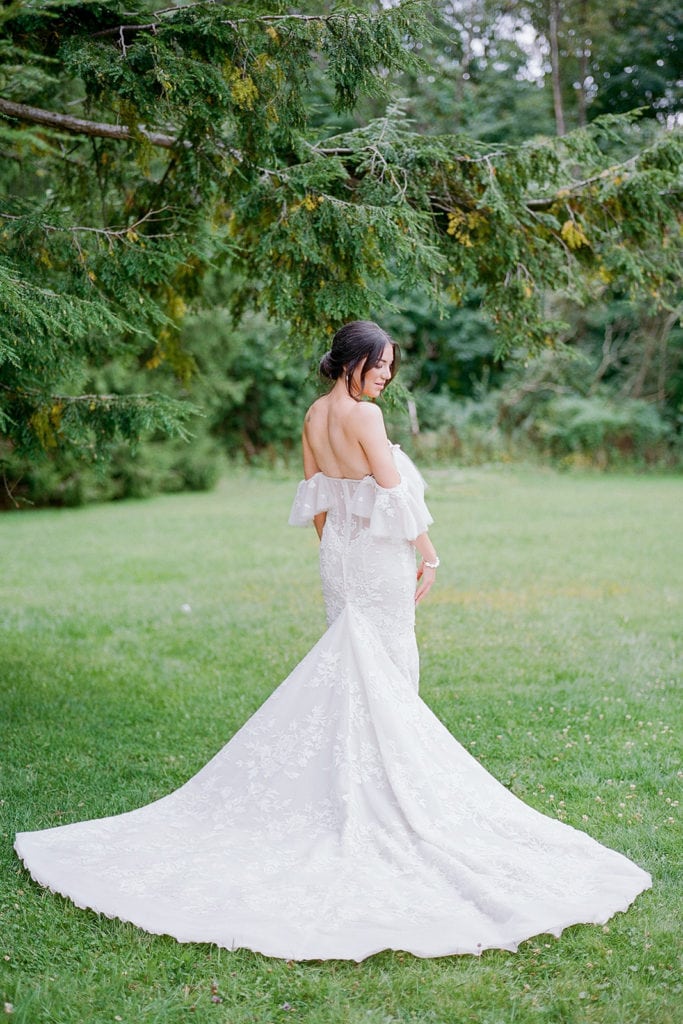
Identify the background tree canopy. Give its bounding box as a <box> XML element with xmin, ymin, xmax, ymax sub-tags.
<box><xmin>0</xmin><ymin>0</ymin><xmax>681</xmax><ymax>505</ymax></box>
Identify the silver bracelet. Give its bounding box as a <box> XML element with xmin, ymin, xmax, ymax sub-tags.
<box><xmin>422</xmin><ymin>556</ymin><xmax>440</xmax><ymax>569</ymax></box>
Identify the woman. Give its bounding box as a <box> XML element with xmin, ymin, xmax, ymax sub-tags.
<box><xmin>15</xmin><ymin>321</ymin><xmax>650</xmax><ymax>962</ymax></box>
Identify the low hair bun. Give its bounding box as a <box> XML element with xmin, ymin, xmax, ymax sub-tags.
<box><xmin>319</xmin><ymin>351</ymin><xmax>338</xmax><ymax>380</ymax></box>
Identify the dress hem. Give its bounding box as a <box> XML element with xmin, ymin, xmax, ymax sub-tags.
<box><xmin>14</xmin><ymin>838</ymin><xmax>652</xmax><ymax>963</ymax></box>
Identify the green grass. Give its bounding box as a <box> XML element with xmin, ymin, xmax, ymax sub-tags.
<box><xmin>1</xmin><ymin>466</ymin><xmax>681</xmax><ymax>1024</ymax></box>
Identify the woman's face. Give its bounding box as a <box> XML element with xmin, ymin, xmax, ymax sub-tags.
<box><xmin>352</xmin><ymin>342</ymin><xmax>394</xmax><ymax>399</ymax></box>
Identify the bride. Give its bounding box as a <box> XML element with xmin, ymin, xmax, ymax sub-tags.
<box><xmin>15</xmin><ymin>320</ymin><xmax>651</xmax><ymax>961</ymax></box>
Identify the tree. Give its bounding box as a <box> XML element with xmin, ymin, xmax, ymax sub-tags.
<box><xmin>492</xmin><ymin>1</ymin><xmax>682</xmax><ymax>132</ymax></box>
<box><xmin>1</xmin><ymin>0</ymin><xmax>680</xmax><ymax>483</ymax></box>
<box><xmin>379</xmin><ymin>2</ymin><xmax>557</xmax><ymax>142</ymax></box>
<box><xmin>587</xmin><ymin>1</ymin><xmax>683</xmax><ymax>122</ymax></box>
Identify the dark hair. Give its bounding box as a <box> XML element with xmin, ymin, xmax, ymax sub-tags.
<box><xmin>319</xmin><ymin>321</ymin><xmax>400</xmax><ymax>398</ymax></box>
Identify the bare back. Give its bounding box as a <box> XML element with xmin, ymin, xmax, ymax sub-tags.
<box><xmin>303</xmin><ymin>393</ymin><xmax>400</xmax><ymax>489</ymax></box>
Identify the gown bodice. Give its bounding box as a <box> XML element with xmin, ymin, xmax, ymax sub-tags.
<box><xmin>288</xmin><ymin>444</ymin><xmax>433</xmax><ymax>541</ymax></box>
<box><xmin>289</xmin><ymin>445</ymin><xmax>433</xmax><ymax>688</ymax></box>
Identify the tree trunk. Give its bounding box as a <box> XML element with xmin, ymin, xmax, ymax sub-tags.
<box><xmin>548</xmin><ymin>0</ymin><xmax>566</xmax><ymax>136</ymax></box>
<box><xmin>577</xmin><ymin>0</ymin><xmax>589</xmax><ymax>128</ymax></box>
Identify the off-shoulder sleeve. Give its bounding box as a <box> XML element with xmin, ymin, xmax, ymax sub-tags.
<box><xmin>288</xmin><ymin>446</ymin><xmax>433</xmax><ymax>541</ymax></box>
<box><xmin>288</xmin><ymin>474</ymin><xmax>335</xmax><ymax>527</ymax></box>
<box><xmin>359</xmin><ymin>447</ymin><xmax>433</xmax><ymax>540</ymax></box>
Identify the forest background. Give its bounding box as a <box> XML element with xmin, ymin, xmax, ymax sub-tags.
<box><xmin>0</xmin><ymin>0</ymin><xmax>681</xmax><ymax>508</ymax></box>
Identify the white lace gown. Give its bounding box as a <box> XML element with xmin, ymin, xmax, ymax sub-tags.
<box><xmin>15</xmin><ymin>448</ymin><xmax>651</xmax><ymax>961</ymax></box>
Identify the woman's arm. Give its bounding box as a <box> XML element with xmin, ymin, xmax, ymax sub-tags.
<box><xmin>355</xmin><ymin>404</ymin><xmax>438</xmax><ymax>603</ymax></box>
<box><xmin>302</xmin><ymin>428</ymin><xmax>327</xmax><ymax>540</ymax></box>
<box><xmin>354</xmin><ymin>403</ymin><xmax>401</xmax><ymax>488</ymax></box>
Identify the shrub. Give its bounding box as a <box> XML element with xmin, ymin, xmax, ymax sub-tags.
<box><xmin>0</xmin><ymin>437</ymin><xmax>223</xmax><ymax>510</ymax></box>
<box><xmin>407</xmin><ymin>387</ymin><xmax>678</xmax><ymax>469</ymax></box>
<box><xmin>530</xmin><ymin>395</ymin><xmax>673</xmax><ymax>466</ymax></box>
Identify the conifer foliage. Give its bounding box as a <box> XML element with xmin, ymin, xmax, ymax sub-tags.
<box><xmin>0</xmin><ymin>0</ymin><xmax>680</xmax><ymax>474</ymax></box>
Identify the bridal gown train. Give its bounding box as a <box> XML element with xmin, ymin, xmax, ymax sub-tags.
<box><xmin>15</xmin><ymin>447</ymin><xmax>651</xmax><ymax>961</ymax></box>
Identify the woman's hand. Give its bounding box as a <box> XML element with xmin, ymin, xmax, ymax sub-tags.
<box><xmin>415</xmin><ymin>561</ymin><xmax>437</xmax><ymax>604</ymax></box>
<box><xmin>413</xmin><ymin>533</ymin><xmax>439</xmax><ymax>604</ymax></box>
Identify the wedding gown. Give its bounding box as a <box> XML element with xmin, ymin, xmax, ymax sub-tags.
<box><xmin>15</xmin><ymin>447</ymin><xmax>651</xmax><ymax>961</ymax></box>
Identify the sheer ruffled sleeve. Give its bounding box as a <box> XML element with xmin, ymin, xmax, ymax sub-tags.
<box><xmin>288</xmin><ymin>474</ymin><xmax>337</xmax><ymax>527</ymax></box>
<box><xmin>288</xmin><ymin>445</ymin><xmax>433</xmax><ymax>541</ymax></box>
<box><xmin>361</xmin><ymin>447</ymin><xmax>433</xmax><ymax>540</ymax></box>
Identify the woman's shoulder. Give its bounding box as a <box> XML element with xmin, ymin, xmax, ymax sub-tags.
<box><xmin>345</xmin><ymin>400</ymin><xmax>385</xmax><ymax>435</ymax></box>
<box><xmin>304</xmin><ymin>395</ymin><xmax>329</xmax><ymax>425</ymax></box>
<box><xmin>349</xmin><ymin>400</ymin><xmax>388</xmax><ymax>446</ymax></box>
<box><xmin>354</xmin><ymin>399</ymin><xmax>384</xmax><ymax>420</ymax></box>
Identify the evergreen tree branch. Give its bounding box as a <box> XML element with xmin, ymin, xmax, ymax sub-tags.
<box><xmin>92</xmin><ymin>7</ymin><xmax>376</xmax><ymax>41</ymax></box>
<box><xmin>525</xmin><ymin>155</ymin><xmax>643</xmax><ymax>210</ymax></box>
<box><xmin>0</xmin><ymin>98</ymin><xmax>182</xmax><ymax>149</ymax></box>
<box><xmin>0</xmin><ymin>207</ymin><xmax>175</xmax><ymax>241</ymax></box>
<box><xmin>0</xmin><ymin>383</ymin><xmax>159</xmax><ymax>404</ymax></box>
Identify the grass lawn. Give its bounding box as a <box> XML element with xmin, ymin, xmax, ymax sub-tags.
<box><xmin>1</xmin><ymin>465</ymin><xmax>681</xmax><ymax>1024</ymax></box>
